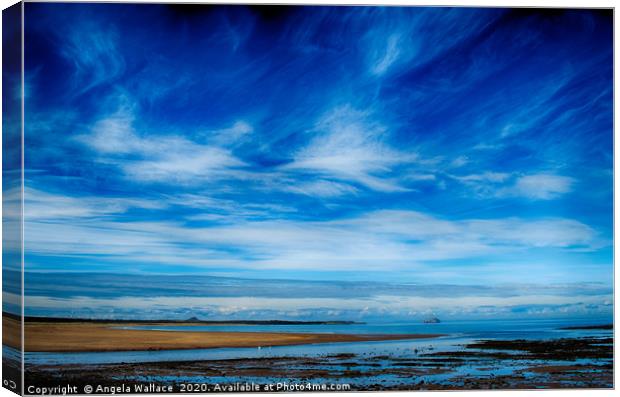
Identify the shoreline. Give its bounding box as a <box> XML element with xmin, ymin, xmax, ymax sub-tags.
<box><xmin>21</xmin><ymin>335</ymin><xmax>613</xmax><ymax>391</ymax></box>
<box><xmin>3</xmin><ymin>317</ymin><xmax>443</xmax><ymax>353</ymax></box>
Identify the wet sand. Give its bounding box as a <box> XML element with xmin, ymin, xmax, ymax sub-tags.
<box><xmin>23</xmin><ymin>336</ymin><xmax>613</xmax><ymax>391</ymax></box>
<box><xmin>3</xmin><ymin>317</ymin><xmax>442</xmax><ymax>352</ymax></box>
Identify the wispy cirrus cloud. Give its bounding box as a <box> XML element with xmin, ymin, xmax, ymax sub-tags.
<box><xmin>369</xmin><ymin>33</ymin><xmax>403</xmax><ymax>75</ymax></box>
<box><xmin>363</xmin><ymin>7</ymin><xmax>499</xmax><ymax>77</ymax></box>
<box><xmin>449</xmin><ymin>172</ymin><xmax>575</xmax><ymax>201</ymax></box>
<box><xmin>504</xmin><ymin>174</ymin><xmax>576</xmax><ymax>200</ymax></box>
<box><xmin>282</xmin><ymin>179</ymin><xmax>359</xmax><ymax>198</ymax></box>
<box><xmin>208</xmin><ymin>121</ymin><xmax>254</xmax><ymax>147</ymax></box>
<box><xmin>285</xmin><ymin>106</ymin><xmax>415</xmax><ymax>192</ymax></box>
<box><xmin>78</xmin><ymin>98</ymin><xmax>250</xmax><ymax>184</ymax></box>
<box><xmin>23</xmin><ymin>186</ymin><xmax>607</xmax><ymax>273</ymax></box>
<box><xmin>60</xmin><ymin>22</ymin><xmax>125</xmax><ymax>95</ymax></box>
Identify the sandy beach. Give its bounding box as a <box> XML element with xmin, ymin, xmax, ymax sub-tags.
<box><xmin>3</xmin><ymin>317</ymin><xmax>442</xmax><ymax>352</ymax></box>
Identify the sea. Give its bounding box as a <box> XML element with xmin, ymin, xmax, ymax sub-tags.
<box><xmin>16</xmin><ymin>316</ymin><xmax>612</xmax><ymax>367</ymax></box>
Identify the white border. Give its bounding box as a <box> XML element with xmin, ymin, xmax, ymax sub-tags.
<box><xmin>0</xmin><ymin>1</ymin><xmax>616</xmax><ymax>397</ymax></box>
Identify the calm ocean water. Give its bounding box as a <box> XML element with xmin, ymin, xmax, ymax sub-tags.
<box><xmin>120</xmin><ymin>316</ymin><xmax>610</xmax><ymax>337</ymax></box>
<box><xmin>19</xmin><ymin>317</ymin><xmax>612</xmax><ymax>366</ymax></box>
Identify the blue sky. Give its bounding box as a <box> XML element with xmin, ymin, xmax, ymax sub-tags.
<box><xmin>8</xmin><ymin>4</ymin><xmax>612</xmax><ymax>320</ymax></box>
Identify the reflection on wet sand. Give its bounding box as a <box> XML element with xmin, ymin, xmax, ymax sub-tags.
<box><xmin>23</xmin><ymin>335</ymin><xmax>612</xmax><ymax>391</ymax></box>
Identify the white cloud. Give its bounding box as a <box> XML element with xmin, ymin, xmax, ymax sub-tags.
<box><xmin>23</xmin><ymin>188</ymin><xmax>165</xmax><ymax>221</ymax></box>
<box><xmin>450</xmin><ymin>155</ymin><xmax>469</xmax><ymax>168</ymax></box>
<box><xmin>61</xmin><ymin>25</ymin><xmax>125</xmax><ymax>95</ymax></box>
<box><xmin>285</xmin><ymin>106</ymin><xmax>415</xmax><ymax>192</ymax></box>
<box><xmin>122</xmin><ymin>145</ymin><xmax>244</xmax><ymax>183</ymax></box>
<box><xmin>465</xmin><ymin>218</ymin><xmax>597</xmax><ymax>249</ymax></box>
<box><xmin>370</xmin><ymin>34</ymin><xmax>403</xmax><ymax>75</ymax></box>
<box><xmin>24</xmin><ymin>197</ymin><xmax>605</xmax><ymax>272</ymax></box>
<box><xmin>457</xmin><ymin>172</ymin><xmax>510</xmax><ymax>183</ymax></box>
<box><xmin>79</xmin><ymin>102</ymin><xmax>247</xmax><ymax>184</ymax></box>
<box><xmin>284</xmin><ymin>180</ymin><xmax>358</xmax><ymax>198</ymax></box>
<box><xmin>405</xmin><ymin>173</ymin><xmax>436</xmax><ymax>182</ymax></box>
<box><xmin>362</xmin><ymin>8</ymin><xmax>494</xmax><ymax>78</ymax></box>
<box><xmin>451</xmin><ymin>171</ymin><xmax>511</xmax><ymax>197</ymax></box>
<box><xmin>509</xmin><ymin>174</ymin><xmax>575</xmax><ymax>200</ymax></box>
<box><xmin>454</xmin><ymin>172</ymin><xmax>575</xmax><ymax>201</ymax></box>
<box><xmin>82</xmin><ymin>102</ymin><xmax>138</xmax><ymax>154</ymax></box>
<box><xmin>80</xmin><ymin>99</ymin><xmax>423</xmax><ymax>195</ymax></box>
<box><xmin>209</xmin><ymin>121</ymin><xmax>253</xmax><ymax>147</ymax></box>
